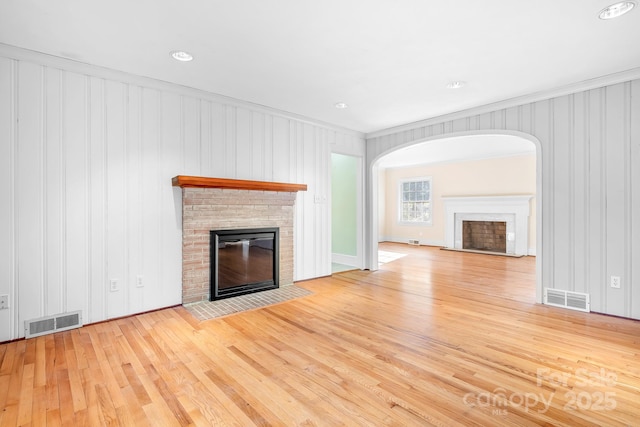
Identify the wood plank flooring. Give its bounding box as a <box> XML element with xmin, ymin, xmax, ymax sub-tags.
<box><xmin>2</xmin><ymin>242</ymin><xmax>640</xmax><ymax>426</ymax></box>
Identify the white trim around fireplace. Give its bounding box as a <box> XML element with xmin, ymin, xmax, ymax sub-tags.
<box><xmin>442</xmin><ymin>195</ymin><xmax>534</xmax><ymax>256</ymax></box>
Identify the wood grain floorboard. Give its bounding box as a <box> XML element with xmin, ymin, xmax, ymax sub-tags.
<box><xmin>1</xmin><ymin>243</ymin><xmax>639</xmax><ymax>426</ymax></box>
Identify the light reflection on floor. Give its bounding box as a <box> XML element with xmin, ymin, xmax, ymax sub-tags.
<box><xmin>378</xmin><ymin>250</ymin><xmax>408</xmax><ymax>266</ymax></box>
<box><xmin>331</xmin><ymin>249</ymin><xmax>409</xmax><ymax>274</ymax></box>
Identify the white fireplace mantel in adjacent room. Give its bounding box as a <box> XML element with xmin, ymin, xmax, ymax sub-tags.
<box><xmin>442</xmin><ymin>195</ymin><xmax>534</xmax><ymax>256</ymax></box>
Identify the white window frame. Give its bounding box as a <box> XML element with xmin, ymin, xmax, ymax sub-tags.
<box><xmin>398</xmin><ymin>177</ymin><xmax>432</xmax><ymax>226</ymax></box>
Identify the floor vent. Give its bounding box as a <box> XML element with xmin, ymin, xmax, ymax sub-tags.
<box><xmin>25</xmin><ymin>310</ymin><xmax>83</xmax><ymax>339</ymax></box>
<box><xmin>408</xmin><ymin>239</ymin><xmax>420</xmax><ymax>246</ymax></box>
<box><xmin>544</xmin><ymin>288</ymin><xmax>590</xmax><ymax>312</ymax></box>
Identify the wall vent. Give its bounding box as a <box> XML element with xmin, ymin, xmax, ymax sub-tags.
<box><xmin>544</xmin><ymin>288</ymin><xmax>590</xmax><ymax>312</ymax></box>
<box><xmin>408</xmin><ymin>239</ymin><xmax>420</xmax><ymax>246</ymax></box>
<box><xmin>24</xmin><ymin>310</ymin><xmax>83</xmax><ymax>339</ymax></box>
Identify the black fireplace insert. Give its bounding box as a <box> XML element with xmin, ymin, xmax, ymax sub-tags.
<box><xmin>210</xmin><ymin>227</ymin><xmax>279</xmax><ymax>300</ymax></box>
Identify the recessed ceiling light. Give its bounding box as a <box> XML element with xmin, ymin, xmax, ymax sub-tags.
<box><xmin>334</xmin><ymin>102</ymin><xmax>348</xmax><ymax>109</ymax></box>
<box><xmin>446</xmin><ymin>81</ymin><xmax>466</xmax><ymax>89</ymax></box>
<box><xmin>170</xmin><ymin>50</ymin><xmax>194</xmax><ymax>62</ymax></box>
<box><xmin>599</xmin><ymin>1</ymin><xmax>636</xmax><ymax>19</ymax></box>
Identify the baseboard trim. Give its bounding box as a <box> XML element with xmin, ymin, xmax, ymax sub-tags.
<box><xmin>332</xmin><ymin>253</ymin><xmax>359</xmax><ymax>267</ymax></box>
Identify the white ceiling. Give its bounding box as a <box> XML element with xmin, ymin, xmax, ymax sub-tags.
<box><xmin>1</xmin><ymin>1</ymin><xmax>639</xmax><ymax>134</ymax></box>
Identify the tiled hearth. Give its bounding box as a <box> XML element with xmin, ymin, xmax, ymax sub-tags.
<box><xmin>185</xmin><ymin>285</ymin><xmax>312</xmax><ymax>321</ymax></box>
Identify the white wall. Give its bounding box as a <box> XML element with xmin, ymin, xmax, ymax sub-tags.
<box><xmin>366</xmin><ymin>79</ymin><xmax>640</xmax><ymax>319</ymax></box>
<box><xmin>380</xmin><ymin>154</ymin><xmax>536</xmax><ymax>252</ymax></box>
<box><xmin>0</xmin><ymin>45</ymin><xmax>365</xmax><ymax>341</ymax></box>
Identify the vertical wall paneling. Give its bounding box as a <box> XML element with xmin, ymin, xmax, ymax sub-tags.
<box><xmin>209</xmin><ymin>102</ymin><xmax>225</xmax><ymax>177</ymax></box>
<box><xmin>521</xmin><ymin>104</ymin><xmax>533</xmax><ymax>136</ymax></box>
<box><xmin>586</xmin><ymin>88</ymin><xmax>605</xmax><ymax>312</ymax></box>
<box><xmin>0</xmin><ymin>58</ymin><xmax>15</xmax><ymax>341</ymax></box>
<box><xmin>140</xmin><ymin>88</ymin><xmax>160</xmax><ymax>313</ymax></box>
<box><xmin>199</xmin><ymin>100</ymin><xmax>211</xmax><ymax>176</ymax></box>
<box><xmin>304</xmin><ymin>123</ymin><xmax>316</xmax><ymax>279</ymax></box>
<box><xmin>127</xmin><ymin>85</ymin><xmax>142</xmax><ymax>313</ymax></box>
<box><xmin>605</xmin><ymin>84</ymin><xmax>626</xmax><ymax>317</ymax></box>
<box><xmin>630</xmin><ymin>80</ymin><xmax>640</xmax><ymax>319</ymax></box>
<box><xmin>272</xmin><ymin>117</ymin><xmax>289</xmax><ymax>183</ymax></box>
<box><xmin>89</xmin><ymin>77</ymin><xmax>106</xmax><ymax>322</ymax></box>
<box><xmin>235</xmin><ymin>108</ymin><xmax>252</xmax><ymax>179</ymax></box>
<box><xmin>494</xmin><ymin>109</ymin><xmax>506</xmax><ymax>130</ymax></box>
<box><xmin>17</xmin><ymin>62</ymin><xmax>44</xmax><ymax>327</ymax></box>
<box><xmin>623</xmin><ymin>82</ymin><xmax>633</xmax><ymax>316</ymax></box>
<box><xmin>251</xmin><ymin>112</ymin><xmax>265</xmax><ymax>180</ymax></box>
<box><xmin>44</xmin><ymin>68</ymin><xmax>62</xmax><ymax>316</ymax></box>
<box><xmin>505</xmin><ymin>106</ymin><xmax>520</xmax><ymax>131</ymax></box>
<box><xmin>106</xmin><ymin>80</ymin><xmax>127</xmax><ymax>318</ymax></box>
<box><xmin>478</xmin><ymin>112</ymin><xmax>492</xmax><ymax>133</ymax></box>
<box><xmin>182</xmin><ymin>96</ymin><xmax>200</xmax><ymax>175</ymax></box>
<box><xmin>552</xmin><ymin>95</ymin><xmax>571</xmax><ymax>291</ymax></box>
<box><xmin>39</xmin><ymin>66</ymin><xmax>46</xmax><ymax>315</ymax></box>
<box><xmin>296</xmin><ymin>124</ymin><xmax>308</xmax><ymax>280</ymax></box>
<box><xmin>84</xmin><ymin>75</ymin><xmax>92</xmax><ymax>320</ymax></box>
<box><xmin>532</xmin><ymin>100</ymin><xmax>553</xmax><ymax>293</ymax></box>
<box><xmin>264</xmin><ymin>115</ymin><xmax>274</xmax><ymax>181</ymax></box>
<box><xmin>159</xmin><ymin>92</ymin><xmax>183</xmax><ymax>306</ymax></box>
<box><xmin>323</xmin><ymin>132</ymin><xmax>332</xmax><ymax>275</ymax></box>
<box><xmin>225</xmin><ymin>105</ymin><xmax>237</xmax><ymax>178</ymax></box>
<box><xmin>452</xmin><ymin>117</ymin><xmax>466</xmax><ymax>133</ymax></box>
<box><xmin>573</xmin><ymin>92</ymin><xmax>588</xmax><ymax>294</ymax></box>
<box><xmin>64</xmin><ymin>71</ymin><xmax>89</xmax><ymax>316</ymax></box>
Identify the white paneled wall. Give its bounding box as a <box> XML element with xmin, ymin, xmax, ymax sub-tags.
<box><xmin>0</xmin><ymin>46</ymin><xmax>364</xmax><ymax>341</ymax></box>
<box><xmin>366</xmin><ymin>80</ymin><xmax>640</xmax><ymax>319</ymax></box>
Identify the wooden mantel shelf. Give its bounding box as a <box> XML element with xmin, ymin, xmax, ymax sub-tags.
<box><xmin>172</xmin><ymin>175</ymin><xmax>307</xmax><ymax>192</ymax></box>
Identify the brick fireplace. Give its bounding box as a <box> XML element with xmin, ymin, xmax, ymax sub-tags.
<box><xmin>172</xmin><ymin>176</ymin><xmax>307</xmax><ymax>304</ymax></box>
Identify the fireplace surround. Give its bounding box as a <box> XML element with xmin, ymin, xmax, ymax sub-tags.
<box><xmin>443</xmin><ymin>195</ymin><xmax>533</xmax><ymax>256</ymax></box>
<box><xmin>173</xmin><ymin>176</ymin><xmax>307</xmax><ymax>304</ymax></box>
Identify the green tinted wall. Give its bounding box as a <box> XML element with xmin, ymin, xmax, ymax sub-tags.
<box><xmin>331</xmin><ymin>153</ymin><xmax>357</xmax><ymax>256</ymax></box>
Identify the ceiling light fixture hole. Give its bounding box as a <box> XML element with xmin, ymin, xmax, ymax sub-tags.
<box><xmin>599</xmin><ymin>1</ymin><xmax>636</xmax><ymax>19</ymax></box>
<box><xmin>170</xmin><ymin>51</ymin><xmax>194</xmax><ymax>62</ymax></box>
<box><xmin>446</xmin><ymin>81</ymin><xmax>466</xmax><ymax>89</ymax></box>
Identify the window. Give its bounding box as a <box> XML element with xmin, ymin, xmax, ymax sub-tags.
<box><xmin>399</xmin><ymin>178</ymin><xmax>432</xmax><ymax>225</ymax></box>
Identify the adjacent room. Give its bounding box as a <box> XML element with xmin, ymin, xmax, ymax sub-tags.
<box><xmin>1</xmin><ymin>1</ymin><xmax>639</xmax><ymax>425</ymax></box>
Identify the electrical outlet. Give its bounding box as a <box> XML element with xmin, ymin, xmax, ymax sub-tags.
<box><xmin>610</xmin><ymin>276</ymin><xmax>621</xmax><ymax>289</ymax></box>
<box><xmin>0</xmin><ymin>294</ymin><xmax>8</xmax><ymax>310</ymax></box>
<box><xmin>110</xmin><ymin>279</ymin><xmax>119</xmax><ymax>292</ymax></box>
<box><xmin>136</xmin><ymin>275</ymin><xmax>144</xmax><ymax>288</ymax></box>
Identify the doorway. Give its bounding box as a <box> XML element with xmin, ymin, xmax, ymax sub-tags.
<box><xmin>331</xmin><ymin>153</ymin><xmax>363</xmax><ymax>272</ymax></box>
<box><xmin>369</xmin><ymin>132</ymin><xmax>541</xmax><ymax>301</ymax></box>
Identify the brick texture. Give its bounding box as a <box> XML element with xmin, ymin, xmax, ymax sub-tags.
<box><xmin>181</xmin><ymin>188</ymin><xmax>297</xmax><ymax>304</ymax></box>
<box><xmin>462</xmin><ymin>220</ymin><xmax>507</xmax><ymax>253</ymax></box>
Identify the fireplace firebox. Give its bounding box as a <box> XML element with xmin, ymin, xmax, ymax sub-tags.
<box><xmin>210</xmin><ymin>228</ymin><xmax>279</xmax><ymax>300</ymax></box>
<box><xmin>462</xmin><ymin>220</ymin><xmax>507</xmax><ymax>253</ymax></box>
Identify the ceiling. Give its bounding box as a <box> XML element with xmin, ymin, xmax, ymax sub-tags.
<box><xmin>1</xmin><ymin>1</ymin><xmax>639</xmax><ymax>134</ymax></box>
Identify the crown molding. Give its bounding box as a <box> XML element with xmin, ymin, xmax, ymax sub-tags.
<box><xmin>0</xmin><ymin>43</ymin><xmax>365</xmax><ymax>139</ymax></box>
<box><xmin>366</xmin><ymin>67</ymin><xmax>640</xmax><ymax>140</ymax></box>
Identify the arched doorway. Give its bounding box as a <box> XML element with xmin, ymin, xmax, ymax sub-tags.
<box><xmin>367</xmin><ymin>131</ymin><xmax>542</xmax><ymax>302</ymax></box>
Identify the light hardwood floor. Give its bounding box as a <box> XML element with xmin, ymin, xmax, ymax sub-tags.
<box><xmin>1</xmin><ymin>243</ymin><xmax>639</xmax><ymax>426</ymax></box>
